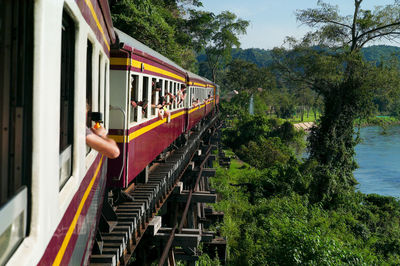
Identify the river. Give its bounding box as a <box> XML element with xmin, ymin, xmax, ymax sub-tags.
<box><xmin>355</xmin><ymin>125</ymin><xmax>400</xmax><ymax>198</ymax></box>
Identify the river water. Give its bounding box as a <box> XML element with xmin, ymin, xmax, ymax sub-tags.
<box><xmin>355</xmin><ymin>126</ymin><xmax>400</xmax><ymax>198</ymax></box>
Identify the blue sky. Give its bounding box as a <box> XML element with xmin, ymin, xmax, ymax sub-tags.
<box><xmin>198</xmin><ymin>0</ymin><xmax>398</xmax><ymax>50</ymax></box>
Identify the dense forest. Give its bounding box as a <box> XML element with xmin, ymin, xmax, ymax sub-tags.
<box><xmin>110</xmin><ymin>0</ymin><xmax>400</xmax><ymax>265</ymax></box>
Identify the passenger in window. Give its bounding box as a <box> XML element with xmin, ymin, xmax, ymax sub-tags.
<box><xmin>151</xmin><ymin>82</ymin><xmax>171</xmax><ymax>122</ymax></box>
<box><xmin>130</xmin><ymin>99</ymin><xmax>148</xmax><ymax>114</ymax></box>
<box><xmin>86</xmin><ymin>103</ymin><xmax>120</xmax><ymax>159</ymax></box>
<box><xmin>192</xmin><ymin>97</ymin><xmax>200</xmax><ymax>107</ymax></box>
<box><xmin>156</xmin><ymin>95</ymin><xmax>171</xmax><ymax>122</ymax></box>
<box><xmin>165</xmin><ymin>91</ymin><xmax>176</xmax><ymax>106</ymax></box>
<box><xmin>177</xmin><ymin>85</ymin><xmax>187</xmax><ymax>105</ymax></box>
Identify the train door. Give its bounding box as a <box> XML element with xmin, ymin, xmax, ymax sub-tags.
<box><xmin>0</xmin><ymin>0</ymin><xmax>33</xmax><ymax>264</ymax></box>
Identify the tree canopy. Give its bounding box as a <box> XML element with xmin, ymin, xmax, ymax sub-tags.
<box><xmin>110</xmin><ymin>0</ymin><xmax>248</xmax><ymax>75</ymax></box>
<box><xmin>273</xmin><ymin>0</ymin><xmax>400</xmax><ymax>203</ymax></box>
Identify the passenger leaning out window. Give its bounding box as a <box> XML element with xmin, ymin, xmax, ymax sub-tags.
<box><xmin>86</xmin><ymin>103</ymin><xmax>120</xmax><ymax>159</ymax></box>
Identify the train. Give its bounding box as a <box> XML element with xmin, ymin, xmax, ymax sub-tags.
<box><xmin>0</xmin><ymin>0</ymin><xmax>218</xmax><ymax>265</ymax></box>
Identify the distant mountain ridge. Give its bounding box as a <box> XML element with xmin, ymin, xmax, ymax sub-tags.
<box><xmin>197</xmin><ymin>45</ymin><xmax>400</xmax><ymax>68</ymax></box>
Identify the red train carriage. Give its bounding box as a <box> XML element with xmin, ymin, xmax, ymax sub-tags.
<box><xmin>107</xmin><ymin>29</ymin><xmax>216</xmax><ymax>188</ymax></box>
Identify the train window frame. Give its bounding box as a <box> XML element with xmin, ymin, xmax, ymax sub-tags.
<box><xmin>189</xmin><ymin>87</ymin><xmax>192</xmax><ymax>106</ymax></box>
<box><xmin>85</xmin><ymin>40</ymin><xmax>94</xmax><ymax>156</ymax></box>
<box><xmin>151</xmin><ymin>77</ymin><xmax>157</xmax><ymax>117</ymax></box>
<box><xmin>169</xmin><ymin>81</ymin><xmax>173</xmax><ymax>110</ymax></box>
<box><xmin>165</xmin><ymin>80</ymin><xmax>169</xmax><ymax>111</ymax></box>
<box><xmin>159</xmin><ymin>79</ymin><xmax>164</xmax><ymax>96</ymax></box>
<box><xmin>104</xmin><ymin>62</ymin><xmax>108</xmax><ymax>128</ymax></box>
<box><xmin>142</xmin><ymin>75</ymin><xmax>150</xmax><ymax>119</ymax></box>
<box><xmin>59</xmin><ymin>9</ymin><xmax>77</xmax><ymax>190</ymax></box>
<box><xmin>98</xmin><ymin>53</ymin><xmax>102</xmax><ymax>115</ymax></box>
<box><xmin>130</xmin><ymin>74</ymin><xmax>139</xmax><ymax>124</ymax></box>
<box><xmin>180</xmin><ymin>84</ymin><xmax>184</xmax><ymax>108</ymax></box>
<box><xmin>174</xmin><ymin>82</ymin><xmax>177</xmax><ymax>109</ymax></box>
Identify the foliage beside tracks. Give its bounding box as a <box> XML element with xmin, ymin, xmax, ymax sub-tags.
<box><xmin>212</xmin><ymin>139</ymin><xmax>400</xmax><ymax>264</ymax></box>
<box><xmin>221</xmin><ymin>111</ymin><xmax>306</xmax><ymax>169</ymax></box>
<box><xmin>208</xmin><ymin>99</ymin><xmax>400</xmax><ymax>265</ymax></box>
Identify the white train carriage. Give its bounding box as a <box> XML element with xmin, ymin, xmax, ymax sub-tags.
<box><xmin>0</xmin><ymin>0</ymin><xmax>115</xmax><ymax>265</ymax></box>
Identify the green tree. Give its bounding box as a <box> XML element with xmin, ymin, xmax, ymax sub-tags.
<box><xmin>224</xmin><ymin>59</ymin><xmax>275</xmax><ymax>92</ymax></box>
<box><xmin>196</xmin><ymin>11</ymin><xmax>249</xmax><ymax>82</ymax></box>
<box><xmin>274</xmin><ymin>0</ymin><xmax>400</xmax><ymax>203</ymax></box>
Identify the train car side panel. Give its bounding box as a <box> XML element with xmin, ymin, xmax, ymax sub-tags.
<box><xmin>37</xmin><ymin>155</ymin><xmax>107</xmax><ymax>265</ymax></box>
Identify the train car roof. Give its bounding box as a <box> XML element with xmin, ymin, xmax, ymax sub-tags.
<box><xmin>115</xmin><ymin>28</ymin><xmax>186</xmax><ymax>74</ymax></box>
<box><xmin>186</xmin><ymin>71</ymin><xmax>216</xmax><ymax>88</ymax></box>
<box><xmin>114</xmin><ymin>28</ymin><xmax>217</xmax><ymax>88</ymax></box>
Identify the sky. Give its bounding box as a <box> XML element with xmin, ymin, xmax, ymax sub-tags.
<box><xmin>198</xmin><ymin>0</ymin><xmax>398</xmax><ymax>50</ymax></box>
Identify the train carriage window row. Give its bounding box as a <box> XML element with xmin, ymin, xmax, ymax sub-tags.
<box><xmin>127</xmin><ymin>73</ymin><xmax>195</xmax><ymax>126</ymax></box>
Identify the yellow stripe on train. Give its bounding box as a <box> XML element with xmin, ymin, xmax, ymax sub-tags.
<box><xmin>108</xmin><ymin>101</ymin><xmax>214</xmax><ymax>144</ymax></box>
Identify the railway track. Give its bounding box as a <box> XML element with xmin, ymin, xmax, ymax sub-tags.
<box><xmin>89</xmin><ymin>115</ymin><xmax>220</xmax><ymax>265</ymax></box>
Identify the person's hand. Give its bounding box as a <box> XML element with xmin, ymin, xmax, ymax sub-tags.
<box><xmin>91</xmin><ymin>125</ymin><xmax>107</xmax><ymax>138</ymax></box>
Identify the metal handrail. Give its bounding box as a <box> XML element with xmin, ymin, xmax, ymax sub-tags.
<box><xmin>110</xmin><ymin>105</ymin><xmax>126</xmax><ymax>182</ymax></box>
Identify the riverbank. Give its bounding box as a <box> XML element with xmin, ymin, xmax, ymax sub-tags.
<box><xmin>355</xmin><ymin>116</ymin><xmax>400</xmax><ymax>127</ymax></box>
<box><xmin>293</xmin><ymin>122</ymin><xmax>315</xmax><ymax>131</ymax></box>
<box><xmin>292</xmin><ymin>116</ymin><xmax>400</xmax><ymax>131</ymax></box>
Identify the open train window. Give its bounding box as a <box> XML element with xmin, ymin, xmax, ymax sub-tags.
<box><xmin>189</xmin><ymin>87</ymin><xmax>192</xmax><ymax>106</ymax></box>
<box><xmin>151</xmin><ymin>78</ymin><xmax>157</xmax><ymax>116</ymax></box>
<box><xmin>104</xmin><ymin>62</ymin><xmax>108</xmax><ymax>127</ymax></box>
<box><xmin>169</xmin><ymin>82</ymin><xmax>173</xmax><ymax>110</ymax></box>
<box><xmin>130</xmin><ymin>74</ymin><xmax>139</xmax><ymax>123</ymax></box>
<box><xmin>98</xmin><ymin>54</ymin><xmax>102</xmax><ymax>115</ymax></box>
<box><xmin>86</xmin><ymin>41</ymin><xmax>93</xmax><ymax>128</ymax></box>
<box><xmin>85</xmin><ymin>40</ymin><xmax>93</xmax><ymax>155</ymax></box>
<box><xmin>59</xmin><ymin>10</ymin><xmax>76</xmax><ymax>189</ymax></box>
<box><xmin>0</xmin><ymin>1</ymin><xmax>33</xmax><ymax>263</ymax></box>
<box><xmin>173</xmin><ymin>83</ymin><xmax>176</xmax><ymax>109</ymax></box>
<box><xmin>142</xmin><ymin>76</ymin><xmax>149</xmax><ymax>119</ymax></box>
<box><xmin>159</xmin><ymin>79</ymin><xmax>164</xmax><ymax>97</ymax></box>
<box><xmin>180</xmin><ymin>84</ymin><xmax>184</xmax><ymax>108</ymax></box>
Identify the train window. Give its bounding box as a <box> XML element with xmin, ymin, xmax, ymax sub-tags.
<box><xmin>98</xmin><ymin>54</ymin><xmax>102</xmax><ymax>114</ymax></box>
<box><xmin>180</xmin><ymin>84</ymin><xmax>185</xmax><ymax>108</ymax></box>
<box><xmin>164</xmin><ymin>80</ymin><xmax>168</xmax><ymax>98</ymax></box>
<box><xmin>86</xmin><ymin>40</ymin><xmax>93</xmax><ymax>128</ymax></box>
<box><xmin>169</xmin><ymin>82</ymin><xmax>174</xmax><ymax>110</ymax></box>
<box><xmin>59</xmin><ymin>10</ymin><xmax>76</xmax><ymax>189</ymax></box>
<box><xmin>85</xmin><ymin>40</ymin><xmax>93</xmax><ymax>156</ymax></box>
<box><xmin>159</xmin><ymin>79</ymin><xmax>164</xmax><ymax>97</ymax></box>
<box><xmin>189</xmin><ymin>87</ymin><xmax>192</xmax><ymax>106</ymax></box>
<box><xmin>151</xmin><ymin>78</ymin><xmax>157</xmax><ymax>116</ymax></box>
<box><xmin>104</xmin><ymin>62</ymin><xmax>108</xmax><ymax>127</ymax></box>
<box><xmin>0</xmin><ymin>1</ymin><xmax>32</xmax><ymax>263</ymax></box>
<box><xmin>174</xmin><ymin>83</ymin><xmax>177</xmax><ymax>109</ymax></box>
<box><xmin>130</xmin><ymin>74</ymin><xmax>139</xmax><ymax>123</ymax></box>
<box><xmin>165</xmin><ymin>81</ymin><xmax>169</xmax><ymax>110</ymax></box>
<box><xmin>142</xmin><ymin>76</ymin><xmax>149</xmax><ymax>119</ymax></box>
